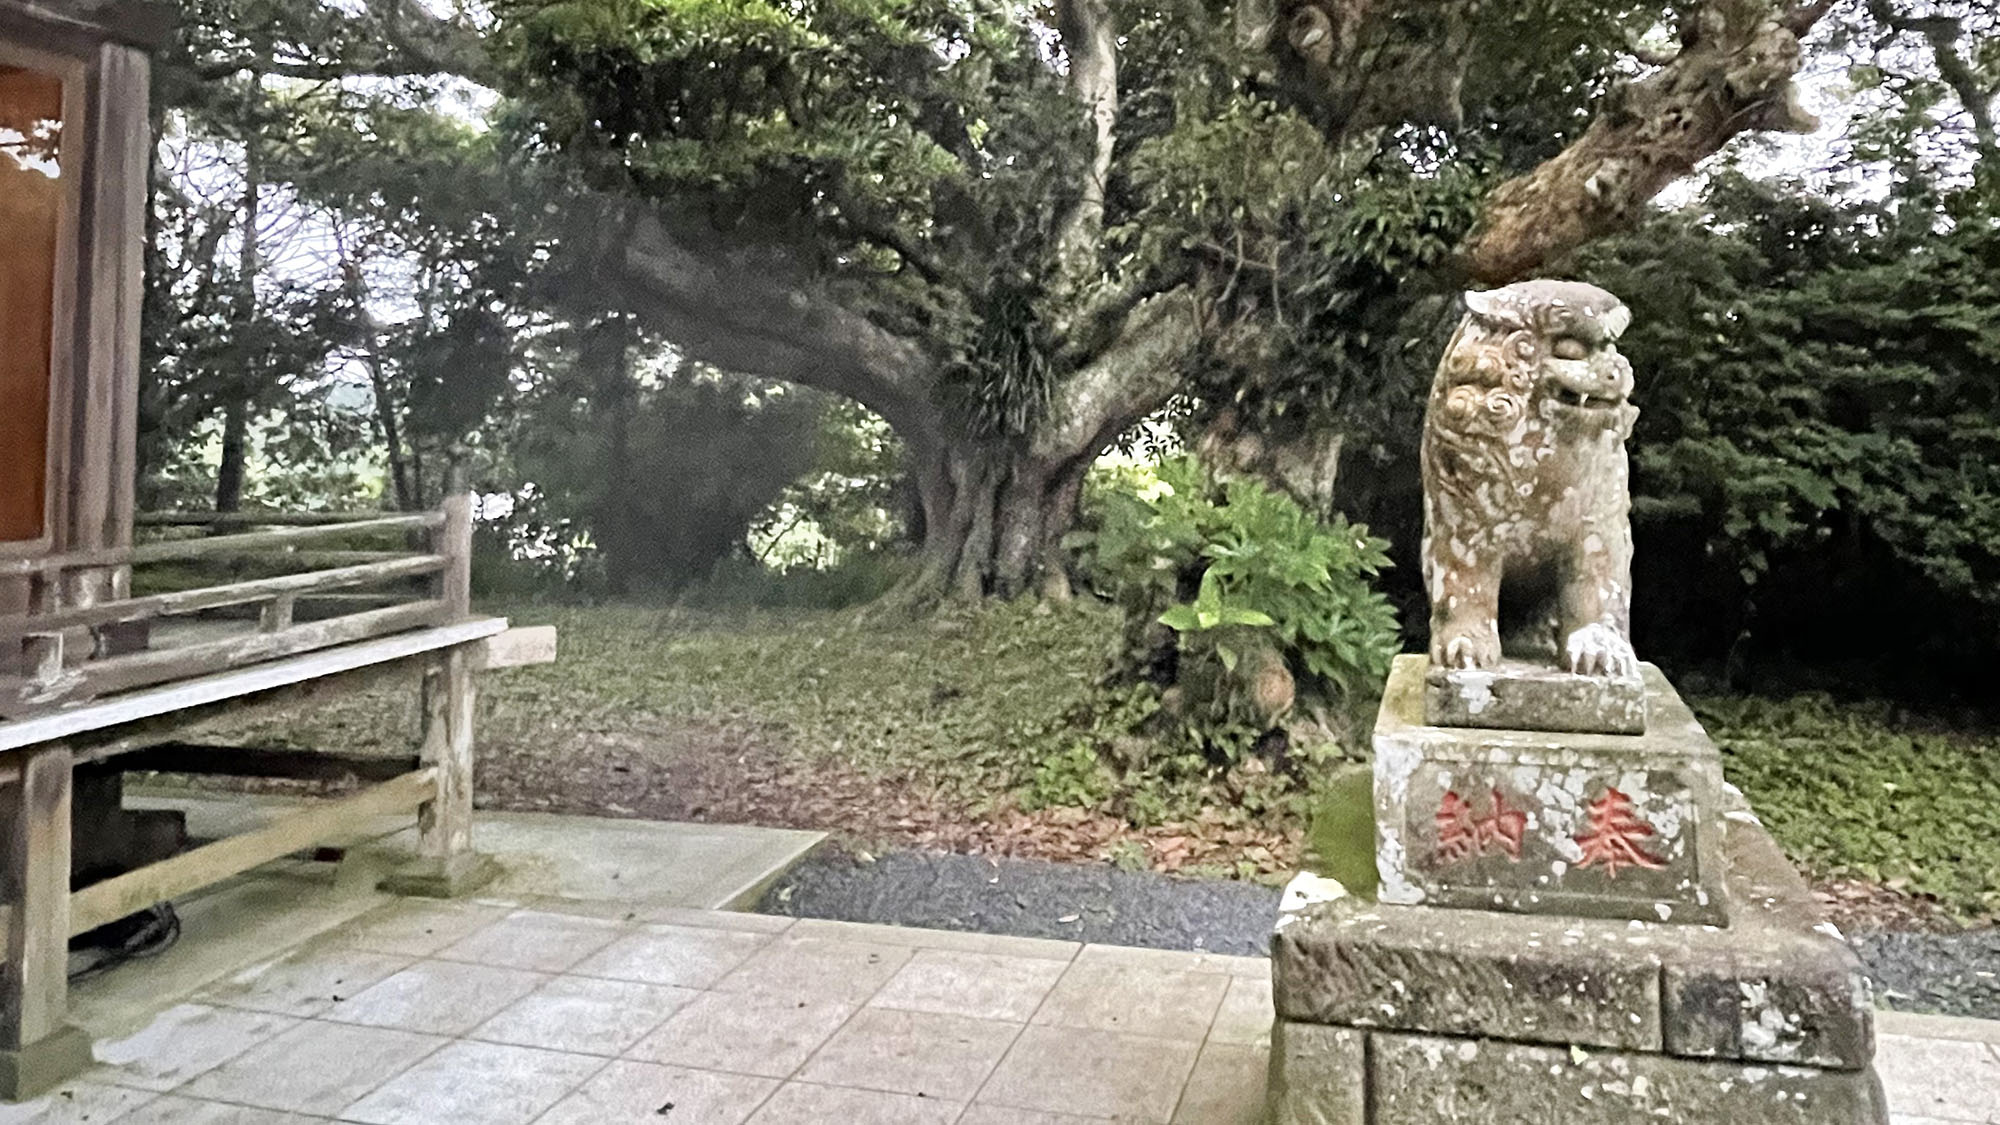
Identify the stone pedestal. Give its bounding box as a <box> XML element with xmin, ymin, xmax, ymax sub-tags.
<box><xmin>1425</xmin><ymin>661</ymin><xmax>1646</xmax><ymax>734</ymax></box>
<box><xmin>1379</xmin><ymin>655</ymin><xmax>1728</xmax><ymax>926</ymax></box>
<box><xmin>1267</xmin><ymin>657</ymin><xmax>1891</xmax><ymax>1124</ymax></box>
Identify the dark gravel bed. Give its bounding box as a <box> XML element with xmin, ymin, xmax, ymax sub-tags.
<box><xmin>758</xmin><ymin>849</ymin><xmax>1282</xmax><ymax>955</ymax></box>
<box><xmin>1850</xmin><ymin>928</ymin><xmax>2000</xmax><ymax>1020</ymax></box>
<box><xmin>756</xmin><ymin>848</ymin><xmax>2000</xmax><ymax>1020</ymax></box>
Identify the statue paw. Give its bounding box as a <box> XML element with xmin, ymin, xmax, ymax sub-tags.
<box><xmin>1436</xmin><ymin>630</ymin><xmax>1501</xmax><ymax>670</ymax></box>
<box><xmin>1564</xmin><ymin>623</ymin><xmax>1637</xmax><ymax>678</ymax></box>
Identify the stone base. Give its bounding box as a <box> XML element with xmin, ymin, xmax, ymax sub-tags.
<box><xmin>1269</xmin><ymin>795</ymin><xmax>1887</xmax><ymax>1124</ymax></box>
<box><xmin>1377</xmin><ymin>654</ymin><xmax>1729</xmax><ymax>926</ymax></box>
<box><xmin>1269</xmin><ymin>1026</ymin><xmax>1889</xmax><ymax>1124</ymax></box>
<box><xmin>0</xmin><ymin>1025</ymin><xmax>94</xmax><ymax>1101</ymax></box>
<box><xmin>1424</xmin><ymin>660</ymin><xmax>1646</xmax><ymax>734</ymax></box>
<box><xmin>377</xmin><ymin>852</ymin><xmax>500</xmax><ymax>898</ymax></box>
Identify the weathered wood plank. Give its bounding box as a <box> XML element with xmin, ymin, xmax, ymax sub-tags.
<box><xmin>17</xmin><ymin>637</ymin><xmax>60</xmax><ymax>687</ymax></box>
<box><xmin>57</xmin><ymin>660</ymin><xmax>417</xmax><ymax>778</ymax></box>
<box><xmin>128</xmin><ymin>515</ymin><xmax>440</xmax><ymax>565</ymax></box>
<box><xmin>0</xmin><ymin>556</ymin><xmax>445</xmax><ymax>640</ymax></box>
<box><xmin>66</xmin><ymin>768</ymin><xmax>437</xmax><ymax>938</ymax></box>
<box><xmin>0</xmin><ymin>549</ymin><xmax>123</xmax><ymax>581</ymax></box>
<box><xmin>136</xmin><ymin>511</ymin><xmax>415</xmax><ymax>527</ymax></box>
<box><xmin>435</xmin><ymin>492</ymin><xmax>471</xmax><ymax>619</ymax></box>
<box><xmin>0</xmin><ymin>521</ymin><xmax>437</xmax><ymax>579</ymax></box>
<box><xmin>113</xmin><ymin>742</ymin><xmax>418</xmax><ymax>783</ymax></box>
<box><xmin>0</xmin><ymin>618</ymin><xmax>506</xmax><ymax>753</ymax></box>
<box><xmin>0</xmin><ymin>746</ymin><xmax>71</xmax><ymax>1046</ymax></box>
<box><xmin>471</xmin><ymin>626</ymin><xmax>558</xmax><ymax>671</ymax></box>
<box><xmin>0</xmin><ymin>601</ymin><xmax>452</xmax><ymax>713</ymax></box>
<box><xmin>415</xmin><ymin>651</ymin><xmax>474</xmax><ymax>860</ymax></box>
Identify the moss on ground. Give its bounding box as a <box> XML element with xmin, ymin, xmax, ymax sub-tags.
<box><xmin>1697</xmin><ymin>694</ymin><xmax>2000</xmax><ymax>920</ymax></box>
<box><xmin>212</xmin><ymin>600</ymin><xmax>2000</xmax><ymax>914</ymax></box>
<box><xmin>253</xmin><ymin>600</ymin><xmax>1115</xmax><ymax>808</ymax></box>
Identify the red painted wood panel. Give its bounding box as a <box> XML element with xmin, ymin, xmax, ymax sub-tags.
<box><xmin>0</xmin><ymin>64</ymin><xmax>61</xmax><ymax>544</ymax></box>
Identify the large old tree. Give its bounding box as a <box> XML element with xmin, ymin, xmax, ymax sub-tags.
<box><xmin>171</xmin><ymin>0</ymin><xmax>1840</xmax><ymax>597</ymax></box>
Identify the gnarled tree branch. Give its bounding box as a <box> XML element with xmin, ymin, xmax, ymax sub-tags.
<box><xmin>612</xmin><ymin>203</ymin><xmax>942</xmax><ymax>444</ymax></box>
<box><xmin>1458</xmin><ymin>0</ymin><xmax>1830</xmax><ymax>284</ymax></box>
<box><xmin>1034</xmin><ymin>288</ymin><xmax>1199</xmax><ymax>465</ymax></box>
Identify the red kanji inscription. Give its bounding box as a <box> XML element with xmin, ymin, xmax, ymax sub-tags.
<box><xmin>1435</xmin><ymin>788</ymin><xmax>1526</xmax><ymax>864</ymax></box>
<box><xmin>1572</xmin><ymin>787</ymin><xmax>1665</xmax><ymax>877</ymax></box>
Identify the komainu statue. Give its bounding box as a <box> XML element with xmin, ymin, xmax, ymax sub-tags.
<box><xmin>1421</xmin><ymin>279</ymin><xmax>1638</xmax><ymax>678</ymax></box>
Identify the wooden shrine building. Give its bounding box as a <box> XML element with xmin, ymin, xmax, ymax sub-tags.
<box><xmin>0</xmin><ymin>0</ymin><xmax>551</xmax><ymax>1097</ymax></box>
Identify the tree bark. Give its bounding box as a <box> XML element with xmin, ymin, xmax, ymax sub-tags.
<box><xmin>898</xmin><ymin>290</ymin><xmax>1200</xmax><ymax>599</ymax></box>
<box><xmin>1458</xmin><ymin>0</ymin><xmax>1831</xmax><ymax>282</ymax></box>
<box><xmin>218</xmin><ymin>82</ymin><xmax>261</xmax><ymax>515</ymax></box>
<box><xmin>214</xmin><ymin>397</ymin><xmax>248</xmax><ymax>513</ymax></box>
<box><xmin>1053</xmin><ymin>0</ymin><xmax>1118</xmax><ymax>284</ymax></box>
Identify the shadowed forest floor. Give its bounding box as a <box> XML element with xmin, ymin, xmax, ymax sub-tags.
<box><xmin>182</xmin><ymin>601</ymin><xmax>1999</xmax><ymax>932</ymax></box>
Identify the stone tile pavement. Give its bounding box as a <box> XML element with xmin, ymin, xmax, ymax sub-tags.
<box><xmin>5</xmin><ymin>896</ymin><xmax>1998</xmax><ymax>1124</ymax></box>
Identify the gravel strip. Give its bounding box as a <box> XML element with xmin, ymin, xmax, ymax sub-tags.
<box><xmin>758</xmin><ymin>848</ymin><xmax>1281</xmax><ymax>955</ymax></box>
<box><xmin>1850</xmin><ymin>928</ymin><xmax>2000</xmax><ymax>1020</ymax></box>
<box><xmin>756</xmin><ymin>848</ymin><xmax>2000</xmax><ymax>1020</ymax></box>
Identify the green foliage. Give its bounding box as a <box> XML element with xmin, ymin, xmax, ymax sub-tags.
<box><xmin>502</xmin><ymin>360</ymin><xmax>824</xmax><ymax>594</ymax></box>
<box><xmin>1701</xmin><ymin>694</ymin><xmax>2000</xmax><ymax>919</ymax></box>
<box><xmin>500</xmin><ymin>0</ymin><xmax>1090</xmax><ymax>435</ymax></box>
<box><xmin>1054</xmin><ymin>454</ymin><xmax>1398</xmax><ymax>817</ymax></box>
<box><xmin>1025</xmin><ymin>742</ymin><xmax>1114</xmax><ymax>811</ymax></box>
<box><xmin>679</xmin><ymin>552</ymin><xmax>916</xmax><ymax>610</ymax></box>
<box><xmin>1572</xmin><ymin>177</ymin><xmax>2000</xmax><ymax>672</ymax></box>
<box><xmin>1077</xmin><ymin>453</ymin><xmax>1400</xmax><ymax>703</ymax></box>
<box><xmin>748</xmin><ymin>401</ymin><xmax>908</xmax><ymax>572</ymax></box>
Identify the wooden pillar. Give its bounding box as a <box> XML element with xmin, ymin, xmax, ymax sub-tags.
<box><xmin>437</xmin><ymin>490</ymin><xmax>471</xmax><ymax>620</ymax></box>
<box><xmin>417</xmin><ymin>649</ymin><xmax>473</xmax><ymax>859</ymax></box>
<box><xmin>377</xmin><ymin>648</ymin><xmax>494</xmax><ymax>897</ymax></box>
<box><xmin>0</xmin><ymin>745</ymin><xmax>91</xmax><ymax>1098</ymax></box>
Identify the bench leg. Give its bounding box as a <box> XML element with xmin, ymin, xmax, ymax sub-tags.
<box><xmin>0</xmin><ymin>746</ymin><xmax>92</xmax><ymax>1099</ymax></box>
<box><xmin>379</xmin><ymin>648</ymin><xmax>496</xmax><ymax>897</ymax></box>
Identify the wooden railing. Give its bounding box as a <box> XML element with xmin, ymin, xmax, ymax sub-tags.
<box><xmin>0</xmin><ymin>493</ymin><xmax>472</xmax><ymax>719</ymax></box>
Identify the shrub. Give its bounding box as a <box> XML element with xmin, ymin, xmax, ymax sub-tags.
<box><xmin>1068</xmin><ymin>453</ymin><xmax>1400</xmax><ymax>780</ymax></box>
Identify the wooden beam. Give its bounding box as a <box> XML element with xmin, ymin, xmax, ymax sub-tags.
<box><xmin>414</xmin><ymin>651</ymin><xmax>473</xmax><ymax>860</ymax></box>
<box><xmin>0</xmin><ymin>517</ymin><xmax>439</xmax><ymax>578</ymax></box>
<box><xmin>136</xmin><ymin>511</ymin><xmax>415</xmax><ymax>527</ymax></box>
<box><xmin>0</xmin><ymin>746</ymin><xmax>71</xmax><ymax>1045</ymax></box>
<box><xmin>471</xmin><ymin>625</ymin><xmax>558</xmax><ymax>671</ymax></box>
<box><xmin>435</xmin><ymin>492</ymin><xmax>471</xmax><ymax>619</ymax></box>
<box><xmin>127</xmin><ymin>515</ymin><xmax>441</xmax><ymax>565</ymax></box>
<box><xmin>67</xmin><ymin>768</ymin><xmax>438</xmax><ymax>938</ymax></box>
<box><xmin>0</xmin><ymin>600</ymin><xmax>452</xmax><ymax>712</ymax></box>
<box><xmin>62</xmin><ymin>660</ymin><xmax>415</xmax><ymax>774</ymax></box>
<box><xmin>0</xmin><ymin>555</ymin><xmax>445</xmax><ymax>640</ymax></box>
<box><xmin>113</xmin><ymin>742</ymin><xmax>418</xmax><ymax>783</ymax></box>
<box><xmin>0</xmin><ymin>617</ymin><xmax>506</xmax><ymax>753</ymax></box>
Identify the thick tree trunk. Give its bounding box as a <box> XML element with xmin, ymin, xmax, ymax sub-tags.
<box><xmin>900</xmin><ymin>290</ymin><xmax>1199</xmax><ymax>601</ymax></box>
<box><xmin>907</xmin><ymin>441</ymin><xmax>1094</xmax><ymax>600</ymax></box>
<box><xmin>214</xmin><ymin>396</ymin><xmax>248</xmax><ymax>512</ymax></box>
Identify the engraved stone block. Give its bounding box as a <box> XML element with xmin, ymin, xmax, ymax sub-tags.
<box><xmin>1375</xmin><ymin>655</ymin><xmax>1729</xmax><ymax>926</ymax></box>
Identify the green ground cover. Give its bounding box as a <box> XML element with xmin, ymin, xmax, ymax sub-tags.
<box><xmin>234</xmin><ymin>601</ymin><xmax>2000</xmax><ymax>918</ymax></box>
<box><xmin>1698</xmin><ymin>696</ymin><xmax>2000</xmax><ymax>919</ymax></box>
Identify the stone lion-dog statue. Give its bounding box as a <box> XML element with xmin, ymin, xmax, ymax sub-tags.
<box><xmin>1421</xmin><ymin>279</ymin><xmax>1638</xmax><ymax>678</ymax></box>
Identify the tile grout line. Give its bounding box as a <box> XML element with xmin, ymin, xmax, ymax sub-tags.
<box><xmin>960</xmin><ymin>937</ymin><xmax>1111</xmax><ymax>1121</ymax></box>
<box><xmin>518</xmin><ymin>1042</ymin><xmax>620</xmax><ymax>1125</ymax></box>
<box><xmin>1160</xmin><ymin>960</ymin><xmax>1240</xmax><ymax>1125</ymax></box>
